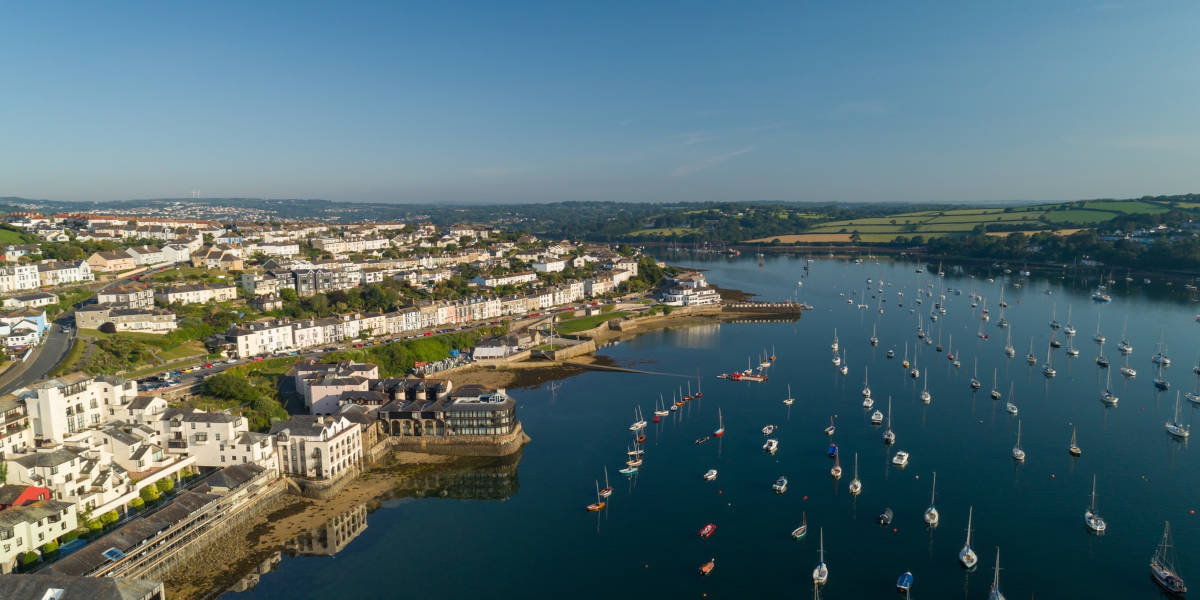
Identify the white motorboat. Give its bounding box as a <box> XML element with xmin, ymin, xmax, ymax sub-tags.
<box><xmin>763</xmin><ymin>438</ymin><xmax>779</xmax><ymax>454</ymax></box>
<box><xmin>891</xmin><ymin>450</ymin><xmax>909</xmax><ymax>467</ymax></box>
<box><xmin>704</xmin><ymin>469</ymin><xmax>718</xmax><ymax>481</ymax></box>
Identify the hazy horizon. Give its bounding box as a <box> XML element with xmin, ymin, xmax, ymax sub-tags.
<box><xmin>4</xmin><ymin>2</ymin><xmax>1199</xmax><ymax>205</ymax></box>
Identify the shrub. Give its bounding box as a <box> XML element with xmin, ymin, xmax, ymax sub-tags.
<box><xmin>60</xmin><ymin>529</ymin><xmax>80</xmax><ymax>543</ymax></box>
<box><xmin>155</xmin><ymin>478</ymin><xmax>175</xmax><ymax>493</ymax></box>
<box><xmin>98</xmin><ymin>322</ymin><xmax>117</xmax><ymax>334</ymax></box>
<box><xmin>86</xmin><ymin>519</ymin><xmax>103</xmax><ymax>533</ymax></box>
<box><xmin>130</xmin><ymin>497</ymin><xmax>145</xmax><ymax>510</ymax></box>
<box><xmin>19</xmin><ymin>551</ymin><xmax>38</xmax><ymax>566</ymax></box>
<box><xmin>40</xmin><ymin>541</ymin><xmax>59</xmax><ymax>555</ymax></box>
<box><xmin>139</xmin><ymin>486</ymin><xmax>159</xmax><ymax>503</ymax></box>
<box><xmin>101</xmin><ymin>510</ymin><xmax>119</xmax><ymax>524</ymax></box>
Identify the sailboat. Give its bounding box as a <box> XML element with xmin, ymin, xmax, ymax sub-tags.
<box><xmin>1084</xmin><ymin>474</ymin><xmax>1107</xmax><ymax>533</ymax></box>
<box><xmin>1026</xmin><ymin>337</ymin><xmax>1037</xmax><ymax>365</ymax></box>
<box><xmin>869</xmin><ymin>323</ymin><xmax>878</xmax><ymax>346</ymax></box>
<box><xmin>988</xmin><ymin>548</ymin><xmax>1006</xmax><ymax>600</ymax></box>
<box><xmin>1066</xmin><ymin>335</ymin><xmax>1080</xmax><ymax>357</ymax></box>
<box><xmin>585</xmin><ymin>480</ymin><xmax>606</xmax><ymax>512</ymax></box>
<box><xmin>824</xmin><ymin>416</ymin><xmax>836</xmax><ymax>436</ymax></box>
<box><xmin>770</xmin><ymin>345</ymin><xmax>777</xmax><ymax>361</ymax></box>
<box><xmin>909</xmin><ymin>353</ymin><xmax>919</xmax><ymax>379</ymax></box>
<box><xmin>1155</xmin><ymin>360</ymin><xmax>1171</xmax><ymax>390</ymax></box>
<box><xmin>1165</xmin><ymin>392</ymin><xmax>1190</xmax><ymax>439</ymax></box>
<box><xmin>1004</xmin><ymin>327</ymin><xmax>1015</xmax><ymax>357</ymax></box>
<box><xmin>902</xmin><ymin>342</ymin><xmax>910</xmax><ymax>369</ymax></box>
<box><xmin>1042</xmin><ymin>343</ymin><xmax>1057</xmax><ymax>378</ymax></box>
<box><xmin>1064</xmin><ymin>305</ymin><xmax>1077</xmax><ymax>336</ymax></box>
<box><xmin>920</xmin><ymin>370</ymin><xmax>931</xmax><ymax>404</ymax></box>
<box><xmin>947</xmin><ymin>334</ymin><xmax>955</xmax><ymax>361</ymax></box>
<box><xmin>990</xmin><ymin>367</ymin><xmax>1001</xmax><ymax>399</ymax></box>
<box><xmin>599</xmin><ymin>467</ymin><xmax>614</xmax><ymax>498</ymax></box>
<box><xmin>1120</xmin><ymin>354</ymin><xmax>1136</xmax><ymax>378</ymax></box>
<box><xmin>629</xmin><ymin>406</ymin><xmax>647</xmax><ymax>431</ymax></box>
<box><xmin>862</xmin><ymin>366</ymin><xmax>871</xmax><ymax>398</ymax></box>
<box><xmin>1152</xmin><ymin>330</ymin><xmax>1171</xmax><ymax>366</ymax></box>
<box><xmin>713</xmin><ymin>408</ymin><xmax>725</xmax><ymax>437</ymax></box>
<box><xmin>1093</xmin><ymin>313</ymin><xmax>1105</xmax><ymax>344</ymax></box>
<box><xmin>970</xmin><ymin>358</ymin><xmax>981</xmax><ymax>389</ymax></box>
<box><xmin>792</xmin><ymin>511</ymin><xmax>808</xmax><ymax>540</ymax></box>
<box><xmin>839</xmin><ymin>349</ymin><xmax>848</xmax><ymax>375</ymax></box>
<box><xmin>812</xmin><ymin>528</ymin><xmax>829</xmax><ymax>585</ymax></box>
<box><xmin>1151</xmin><ymin>521</ymin><xmax>1188</xmax><ymax>594</ymax></box>
<box><xmin>882</xmin><ymin>397</ymin><xmax>896</xmax><ymax>445</ymax></box>
<box><xmin>1049</xmin><ymin>303</ymin><xmax>1060</xmax><ymax>329</ymax></box>
<box><xmin>784</xmin><ymin>384</ymin><xmax>796</xmax><ymax>405</ymax></box>
<box><xmin>1188</xmin><ymin>368</ymin><xmax>1200</xmax><ymax>405</ymax></box>
<box><xmin>923</xmin><ymin>472</ymin><xmax>939</xmax><ymax>526</ymax></box>
<box><xmin>959</xmin><ymin>507</ymin><xmax>979</xmax><ymax>569</ymax></box>
<box><xmin>849</xmin><ymin>453</ymin><xmax>862</xmax><ymax>495</ymax></box>
<box><xmin>1005</xmin><ymin>382</ymin><xmax>1018</xmax><ymax>416</ymax></box>
<box><xmin>653</xmin><ymin>396</ymin><xmax>666</xmax><ymax>421</ymax></box>
<box><xmin>1012</xmin><ymin>420</ymin><xmax>1026</xmax><ymax>462</ymax></box>
<box><xmin>830</xmin><ymin>454</ymin><xmax>842</xmax><ymax>479</ymax></box>
<box><xmin>1117</xmin><ymin>316</ymin><xmax>1133</xmax><ymax>355</ymax></box>
<box><xmin>1101</xmin><ymin>368</ymin><xmax>1118</xmax><ymax>406</ymax></box>
<box><xmin>1069</xmin><ymin>427</ymin><xmax>1082</xmax><ymax>456</ymax></box>
<box><xmin>831</xmin><ymin>329</ymin><xmax>839</xmax><ymax>353</ymax></box>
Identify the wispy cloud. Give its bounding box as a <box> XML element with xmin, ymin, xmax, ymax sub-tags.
<box><xmin>827</xmin><ymin>100</ymin><xmax>889</xmax><ymax>119</ymax></box>
<box><xmin>670</xmin><ymin>147</ymin><xmax>754</xmax><ymax>177</ymax></box>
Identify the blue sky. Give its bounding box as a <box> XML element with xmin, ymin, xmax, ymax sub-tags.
<box><xmin>2</xmin><ymin>1</ymin><xmax>1198</xmax><ymax>204</ymax></box>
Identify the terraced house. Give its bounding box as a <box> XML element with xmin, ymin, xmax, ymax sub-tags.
<box><xmin>155</xmin><ymin>282</ymin><xmax>237</xmax><ymax>305</ymax></box>
<box><xmin>0</xmin><ymin>500</ymin><xmax>78</xmax><ymax>574</ymax></box>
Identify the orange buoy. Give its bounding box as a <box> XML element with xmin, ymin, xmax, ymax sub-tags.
<box><xmin>803</xmin><ymin>495</ymin><xmax>809</xmax><ymax>500</ymax></box>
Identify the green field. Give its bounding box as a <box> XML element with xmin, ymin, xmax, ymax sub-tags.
<box><xmin>747</xmin><ymin>198</ymin><xmax>1172</xmax><ymax>244</ymax></box>
<box><xmin>1041</xmin><ymin>209</ymin><xmax>1119</xmax><ymax>224</ymax></box>
<box><xmin>628</xmin><ymin>227</ymin><xmax>701</xmax><ymax>237</ymax></box>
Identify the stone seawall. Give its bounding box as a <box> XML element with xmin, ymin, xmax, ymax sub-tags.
<box><xmin>386</xmin><ymin>422</ymin><xmax>531</xmax><ymax>457</ymax></box>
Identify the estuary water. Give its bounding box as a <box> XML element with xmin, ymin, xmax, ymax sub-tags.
<box><xmin>223</xmin><ymin>254</ymin><xmax>1200</xmax><ymax>599</ymax></box>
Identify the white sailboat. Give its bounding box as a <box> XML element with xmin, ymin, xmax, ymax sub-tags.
<box><xmin>989</xmin><ymin>368</ymin><xmax>1000</xmax><ymax>399</ymax></box>
<box><xmin>882</xmin><ymin>397</ymin><xmax>896</xmax><ymax>445</ymax></box>
<box><xmin>988</xmin><ymin>548</ymin><xmax>1006</xmax><ymax>600</ymax></box>
<box><xmin>1004</xmin><ymin>327</ymin><xmax>1015</xmax><ymax>357</ymax></box>
<box><xmin>861</xmin><ymin>365</ymin><xmax>871</xmax><ymax>398</ymax></box>
<box><xmin>839</xmin><ymin>349</ymin><xmax>848</xmax><ymax>375</ymax></box>
<box><xmin>1012</xmin><ymin>420</ymin><xmax>1026</xmax><ymax>462</ymax></box>
<box><xmin>783</xmin><ymin>383</ymin><xmax>795</xmax><ymax>406</ymax></box>
<box><xmin>959</xmin><ymin>506</ymin><xmax>979</xmax><ymax>569</ymax></box>
<box><xmin>1064</xmin><ymin>304</ymin><xmax>1077</xmax><ymax>336</ymax></box>
<box><xmin>812</xmin><ymin>527</ymin><xmax>829</xmax><ymax>585</ymax></box>
<box><xmin>1025</xmin><ymin>337</ymin><xmax>1037</xmax><ymax>365</ymax></box>
<box><xmin>920</xmin><ymin>369</ymin><xmax>931</xmax><ymax>404</ymax></box>
<box><xmin>1005</xmin><ymin>381</ymin><xmax>1018</xmax><ymax>416</ymax></box>
<box><xmin>1101</xmin><ymin>368</ymin><xmax>1118</xmax><ymax>406</ymax></box>
<box><xmin>848</xmin><ymin>453</ymin><xmax>862</xmax><ymax>495</ymax></box>
<box><xmin>1042</xmin><ymin>342</ymin><xmax>1056</xmax><ymax>378</ymax></box>
<box><xmin>1093</xmin><ymin>313</ymin><xmax>1105</xmax><ymax>344</ymax></box>
<box><xmin>1117</xmin><ymin>316</ymin><xmax>1133</xmax><ymax>355</ymax></box>
<box><xmin>869</xmin><ymin>323</ymin><xmax>878</xmax><ymax>346</ymax></box>
<box><xmin>831</xmin><ymin>329</ymin><xmax>839</xmax><ymax>353</ymax></box>
<box><xmin>923</xmin><ymin>471</ymin><xmax>939</xmax><ymax>526</ymax></box>
<box><xmin>1085</xmin><ymin>474</ymin><xmax>1107</xmax><ymax>534</ymax></box>
<box><xmin>1165</xmin><ymin>391</ymin><xmax>1190</xmax><ymax>439</ymax></box>
<box><xmin>970</xmin><ymin>358</ymin><xmax>981</xmax><ymax>389</ymax></box>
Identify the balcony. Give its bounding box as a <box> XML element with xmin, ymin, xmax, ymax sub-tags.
<box><xmin>168</xmin><ymin>441</ymin><xmax>187</xmax><ymax>449</ymax></box>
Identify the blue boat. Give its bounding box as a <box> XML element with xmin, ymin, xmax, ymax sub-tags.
<box><xmin>827</xmin><ymin>443</ymin><xmax>838</xmax><ymax>457</ymax></box>
<box><xmin>896</xmin><ymin>571</ymin><xmax>913</xmax><ymax>592</ymax></box>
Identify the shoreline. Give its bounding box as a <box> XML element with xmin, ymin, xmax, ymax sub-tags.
<box><xmin>164</xmin><ymin>300</ymin><xmax>793</xmax><ymax>598</ymax></box>
<box><xmin>164</xmin><ymin>452</ymin><xmax>466</xmax><ymax>599</ymax></box>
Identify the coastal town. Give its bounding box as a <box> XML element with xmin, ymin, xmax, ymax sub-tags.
<box><xmin>0</xmin><ymin>209</ymin><xmax>768</xmax><ymax>598</ymax></box>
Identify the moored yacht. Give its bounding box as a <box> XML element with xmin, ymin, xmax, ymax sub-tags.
<box><xmin>988</xmin><ymin>548</ymin><xmax>1006</xmax><ymax>600</ymax></box>
<box><xmin>959</xmin><ymin>507</ymin><xmax>979</xmax><ymax>569</ymax></box>
<box><xmin>920</xmin><ymin>370</ymin><xmax>931</xmax><ymax>404</ymax></box>
<box><xmin>1012</xmin><ymin>420</ymin><xmax>1026</xmax><ymax>462</ymax></box>
<box><xmin>703</xmin><ymin>469</ymin><xmax>718</xmax><ymax>481</ymax></box>
<box><xmin>848</xmin><ymin>453</ymin><xmax>862</xmax><ymax>495</ymax></box>
<box><xmin>812</xmin><ymin>528</ymin><xmax>829</xmax><ymax>585</ymax></box>
<box><xmin>891</xmin><ymin>450</ymin><xmax>909</xmax><ymax>466</ymax></box>
<box><xmin>923</xmin><ymin>472</ymin><xmax>939</xmax><ymax>526</ymax></box>
<box><xmin>763</xmin><ymin>438</ymin><xmax>779</xmax><ymax>454</ymax></box>
<box><xmin>1150</xmin><ymin>521</ymin><xmax>1188</xmax><ymax>595</ymax></box>
<box><xmin>773</xmin><ymin>476</ymin><xmax>789</xmax><ymax>493</ymax></box>
<box><xmin>1085</xmin><ymin>474</ymin><xmax>1107</xmax><ymax>534</ymax></box>
<box><xmin>1166</xmin><ymin>392</ymin><xmax>1190</xmax><ymax>439</ymax></box>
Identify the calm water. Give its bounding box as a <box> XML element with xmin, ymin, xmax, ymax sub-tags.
<box><xmin>224</xmin><ymin>255</ymin><xmax>1200</xmax><ymax>599</ymax></box>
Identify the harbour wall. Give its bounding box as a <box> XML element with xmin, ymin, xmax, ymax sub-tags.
<box><xmin>385</xmin><ymin>422</ymin><xmax>531</xmax><ymax>457</ymax></box>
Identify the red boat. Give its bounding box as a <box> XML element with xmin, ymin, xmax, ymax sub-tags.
<box><xmin>698</xmin><ymin>523</ymin><xmax>716</xmax><ymax>538</ymax></box>
<box><xmin>652</xmin><ymin>415</ymin><xmax>661</xmax><ymax>423</ymax></box>
<box><xmin>698</xmin><ymin>558</ymin><xmax>716</xmax><ymax>575</ymax></box>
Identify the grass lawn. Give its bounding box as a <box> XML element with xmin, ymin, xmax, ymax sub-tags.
<box><xmin>144</xmin><ymin>266</ymin><xmax>232</xmax><ymax>284</ymax></box>
<box><xmin>0</xmin><ymin>229</ymin><xmax>30</xmax><ymax>245</ymax></box>
<box><xmin>158</xmin><ymin>341</ymin><xmax>206</xmax><ymax>361</ymax></box>
<box><xmin>556</xmin><ymin>311</ymin><xmax>628</xmax><ymax>333</ymax></box>
<box><xmin>924</xmin><ymin>212</ymin><xmax>1046</xmax><ymax>223</ymax></box>
<box><xmin>50</xmin><ymin>339</ymin><xmax>86</xmax><ymax>376</ymax></box>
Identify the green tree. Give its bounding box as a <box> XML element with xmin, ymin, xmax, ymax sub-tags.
<box><xmin>155</xmin><ymin>478</ymin><xmax>175</xmax><ymax>493</ymax></box>
<box><xmin>101</xmin><ymin>510</ymin><xmax>120</xmax><ymax>524</ymax></box>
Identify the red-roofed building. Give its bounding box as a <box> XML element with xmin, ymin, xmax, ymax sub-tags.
<box><xmin>0</xmin><ymin>484</ymin><xmax>51</xmax><ymax>509</ymax></box>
